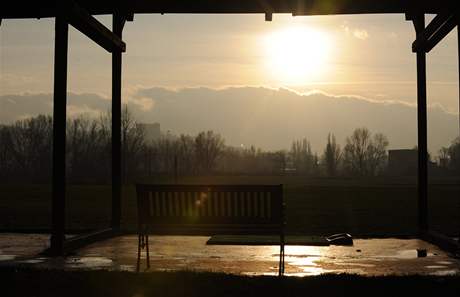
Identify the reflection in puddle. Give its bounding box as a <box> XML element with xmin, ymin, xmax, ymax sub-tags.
<box><xmin>288</xmin><ymin>257</ymin><xmax>318</xmax><ymax>267</ymax></box>
<box><xmin>65</xmin><ymin>257</ymin><xmax>113</xmax><ymax>269</ymax></box>
<box><xmin>430</xmin><ymin>269</ymin><xmax>459</xmax><ymax>276</ymax></box>
<box><xmin>117</xmin><ymin>264</ymin><xmax>136</xmax><ymax>272</ymax></box>
<box><xmin>287</xmin><ymin>254</ymin><xmax>329</xmax><ymax>276</ymax></box>
<box><xmin>0</xmin><ymin>254</ymin><xmax>16</xmax><ymax>261</ymax></box>
<box><xmin>425</xmin><ymin>265</ymin><xmax>447</xmax><ymax>269</ymax></box>
<box><xmin>437</xmin><ymin>261</ymin><xmax>453</xmax><ymax>265</ymax></box>
<box><xmin>334</xmin><ymin>262</ymin><xmax>376</xmax><ymax>268</ymax></box>
<box><xmin>2</xmin><ymin>236</ymin><xmax>459</xmax><ymax>276</ymax></box>
<box><xmin>18</xmin><ymin>257</ymin><xmax>47</xmax><ymax>264</ymax></box>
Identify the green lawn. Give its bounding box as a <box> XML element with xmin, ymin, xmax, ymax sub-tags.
<box><xmin>1</xmin><ymin>175</ymin><xmax>459</xmax><ymax>236</ymax></box>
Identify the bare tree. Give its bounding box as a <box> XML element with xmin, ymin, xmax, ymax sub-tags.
<box><xmin>438</xmin><ymin>147</ymin><xmax>450</xmax><ymax>169</ymax></box>
<box><xmin>0</xmin><ymin>125</ymin><xmax>13</xmax><ymax>179</ymax></box>
<box><xmin>366</xmin><ymin>132</ymin><xmax>389</xmax><ymax>176</ymax></box>
<box><xmin>343</xmin><ymin>128</ymin><xmax>389</xmax><ymax>176</ymax></box>
<box><xmin>440</xmin><ymin>137</ymin><xmax>460</xmax><ymax>174</ymax></box>
<box><xmin>121</xmin><ymin>105</ymin><xmax>146</xmax><ymax>182</ymax></box>
<box><xmin>7</xmin><ymin>115</ymin><xmax>52</xmax><ymax>181</ymax></box>
<box><xmin>177</xmin><ymin>134</ymin><xmax>196</xmax><ymax>174</ymax></box>
<box><xmin>322</xmin><ymin>133</ymin><xmax>341</xmax><ymax>176</ymax></box>
<box><xmin>194</xmin><ymin>131</ymin><xmax>225</xmax><ymax>173</ymax></box>
<box><xmin>290</xmin><ymin>138</ymin><xmax>315</xmax><ymax>175</ymax></box>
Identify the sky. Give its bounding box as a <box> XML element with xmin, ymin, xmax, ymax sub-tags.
<box><xmin>1</xmin><ymin>13</ymin><xmax>459</xmax><ymax>153</ymax></box>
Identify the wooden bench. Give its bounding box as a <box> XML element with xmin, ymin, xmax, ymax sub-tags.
<box><xmin>136</xmin><ymin>184</ymin><xmax>285</xmax><ymax>275</ymax></box>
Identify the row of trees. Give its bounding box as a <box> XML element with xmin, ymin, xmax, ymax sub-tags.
<box><xmin>288</xmin><ymin>128</ymin><xmax>389</xmax><ymax>177</ymax></box>
<box><xmin>0</xmin><ymin>115</ymin><xmax>391</xmax><ymax>183</ymax></box>
<box><xmin>438</xmin><ymin>137</ymin><xmax>460</xmax><ymax>175</ymax></box>
<box><xmin>0</xmin><ymin>107</ymin><xmax>145</xmax><ymax>183</ymax></box>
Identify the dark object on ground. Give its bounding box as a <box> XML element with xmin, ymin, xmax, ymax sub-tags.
<box><xmin>326</xmin><ymin>233</ymin><xmax>354</xmax><ymax>246</ymax></box>
<box><xmin>207</xmin><ymin>235</ymin><xmax>329</xmax><ymax>246</ymax></box>
<box><xmin>417</xmin><ymin>249</ymin><xmax>428</xmax><ymax>257</ymax></box>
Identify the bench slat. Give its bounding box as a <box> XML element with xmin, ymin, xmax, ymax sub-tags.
<box><xmin>136</xmin><ymin>184</ymin><xmax>284</xmax><ymax>232</ymax></box>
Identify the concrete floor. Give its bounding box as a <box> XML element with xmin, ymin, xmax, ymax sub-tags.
<box><xmin>0</xmin><ymin>233</ymin><xmax>459</xmax><ymax>276</ymax></box>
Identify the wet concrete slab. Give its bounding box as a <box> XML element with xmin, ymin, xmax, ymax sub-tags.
<box><xmin>1</xmin><ymin>233</ymin><xmax>459</xmax><ymax>276</ymax></box>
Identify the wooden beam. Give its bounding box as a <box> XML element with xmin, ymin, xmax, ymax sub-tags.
<box><xmin>66</xmin><ymin>1</ymin><xmax>126</xmax><ymax>53</ymax></box>
<box><xmin>2</xmin><ymin>0</ymin><xmax>459</xmax><ymax>18</ymax></box>
<box><xmin>412</xmin><ymin>15</ymin><xmax>429</xmax><ymax>233</ymax></box>
<box><xmin>412</xmin><ymin>13</ymin><xmax>458</xmax><ymax>53</ymax></box>
<box><xmin>458</xmin><ymin>25</ymin><xmax>460</xmax><ymax>135</ymax></box>
<box><xmin>50</xmin><ymin>15</ymin><xmax>69</xmax><ymax>256</ymax></box>
<box><xmin>111</xmin><ymin>13</ymin><xmax>124</xmax><ymax>230</ymax></box>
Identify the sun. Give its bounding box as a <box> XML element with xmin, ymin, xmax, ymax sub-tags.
<box><xmin>263</xmin><ymin>26</ymin><xmax>332</xmax><ymax>85</ymax></box>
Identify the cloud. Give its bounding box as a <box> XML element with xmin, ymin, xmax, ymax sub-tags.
<box><xmin>353</xmin><ymin>29</ymin><xmax>369</xmax><ymax>40</ymax></box>
<box><xmin>341</xmin><ymin>22</ymin><xmax>369</xmax><ymax>40</ymax></box>
<box><xmin>130</xmin><ymin>86</ymin><xmax>457</xmax><ymax>153</ymax></box>
<box><xmin>0</xmin><ymin>92</ymin><xmax>110</xmax><ymax>123</ymax></box>
<box><xmin>1</xmin><ymin>86</ymin><xmax>457</xmax><ymax>154</ymax></box>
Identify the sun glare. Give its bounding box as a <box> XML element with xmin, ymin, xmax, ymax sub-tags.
<box><xmin>263</xmin><ymin>26</ymin><xmax>332</xmax><ymax>85</ymax></box>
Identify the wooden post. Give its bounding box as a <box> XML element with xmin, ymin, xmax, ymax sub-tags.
<box><xmin>50</xmin><ymin>15</ymin><xmax>69</xmax><ymax>256</ymax></box>
<box><xmin>458</xmin><ymin>26</ymin><xmax>460</xmax><ymax>135</ymax></box>
<box><xmin>413</xmin><ymin>15</ymin><xmax>429</xmax><ymax>233</ymax></box>
<box><xmin>111</xmin><ymin>13</ymin><xmax>124</xmax><ymax>230</ymax></box>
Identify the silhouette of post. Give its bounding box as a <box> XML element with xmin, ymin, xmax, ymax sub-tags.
<box><xmin>413</xmin><ymin>15</ymin><xmax>429</xmax><ymax>233</ymax></box>
<box><xmin>111</xmin><ymin>13</ymin><xmax>125</xmax><ymax>230</ymax></box>
<box><xmin>458</xmin><ymin>26</ymin><xmax>460</xmax><ymax>135</ymax></box>
<box><xmin>50</xmin><ymin>15</ymin><xmax>69</xmax><ymax>256</ymax></box>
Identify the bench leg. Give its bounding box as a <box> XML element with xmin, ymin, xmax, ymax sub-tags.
<box><xmin>146</xmin><ymin>234</ymin><xmax>150</xmax><ymax>269</ymax></box>
<box><xmin>136</xmin><ymin>234</ymin><xmax>141</xmax><ymax>272</ymax></box>
<box><xmin>278</xmin><ymin>245</ymin><xmax>285</xmax><ymax>276</ymax></box>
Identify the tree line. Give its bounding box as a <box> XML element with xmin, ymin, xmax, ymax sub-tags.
<box><xmin>438</xmin><ymin>137</ymin><xmax>460</xmax><ymax>175</ymax></box>
<box><xmin>3</xmin><ymin>107</ymin><xmax>458</xmax><ymax>183</ymax></box>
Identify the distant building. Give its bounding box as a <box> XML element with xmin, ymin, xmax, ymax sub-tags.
<box><xmin>139</xmin><ymin>123</ymin><xmax>161</xmax><ymax>142</ymax></box>
<box><xmin>388</xmin><ymin>149</ymin><xmax>418</xmax><ymax>176</ymax></box>
<box><xmin>388</xmin><ymin>149</ymin><xmax>440</xmax><ymax>176</ymax></box>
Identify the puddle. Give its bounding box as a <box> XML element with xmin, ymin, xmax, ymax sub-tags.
<box><xmin>18</xmin><ymin>257</ymin><xmax>48</xmax><ymax>264</ymax></box>
<box><xmin>300</xmin><ymin>266</ymin><xmax>329</xmax><ymax>275</ymax></box>
<box><xmin>242</xmin><ymin>272</ymin><xmax>279</xmax><ymax>276</ymax></box>
<box><xmin>437</xmin><ymin>261</ymin><xmax>453</xmax><ymax>265</ymax></box>
<box><xmin>288</xmin><ymin>257</ymin><xmax>318</xmax><ymax>267</ymax></box>
<box><xmin>117</xmin><ymin>264</ymin><xmax>136</xmax><ymax>272</ymax></box>
<box><xmin>334</xmin><ymin>262</ymin><xmax>376</xmax><ymax>268</ymax></box>
<box><xmin>65</xmin><ymin>257</ymin><xmax>113</xmax><ymax>269</ymax></box>
<box><xmin>425</xmin><ymin>265</ymin><xmax>448</xmax><ymax>269</ymax></box>
<box><xmin>0</xmin><ymin>254</ymin><xmax>16</xmax><ymax>261</ymax></box>
<box><xmin>430</xmin><ymin>269</ymin><xmax>460</xmax><ymax>276</ymax></box>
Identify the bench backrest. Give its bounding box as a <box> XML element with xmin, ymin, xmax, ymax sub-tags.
<box><xmin>136</xmin><ymin>184</ymin><xmax>284</xmax><ymax>234</ymax></box>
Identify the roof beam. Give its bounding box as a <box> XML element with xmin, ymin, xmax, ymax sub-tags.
<box><xmin>65</xmin><ymin>1</ymin><xmax>126</xmax><ymax>53</ymax></box>
<box><xmin>2</xmin><ymin>0</ymin><xmax>459</xmax><ymax>19</ymax></box>
<box><xmin>412</xmin><ymin>13</ymin><xmax>458</xmax><ymax>53</ymax></box>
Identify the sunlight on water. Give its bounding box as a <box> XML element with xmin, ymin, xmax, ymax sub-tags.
<box><xmin>65</xmin><ymin>257</ymin><xmax>113</xmax><ymax>269</ymax></box>
<box><xmin>0</xmin><ymin>254</ymin><xmax>16</xmax><ymax>261</ymax></box>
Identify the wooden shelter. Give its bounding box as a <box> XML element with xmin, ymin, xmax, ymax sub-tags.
<box><xmin>1</xmin><ymin>0</ymin><xmax>459</xmax><ymax>255</ymax></box>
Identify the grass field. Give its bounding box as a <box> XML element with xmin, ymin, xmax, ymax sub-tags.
<box><xmin>3</xmin><ymin>267</ymin><xmax>460</xmax><ymax>297</ymax></box>
<box><xmin>1</xmin><ymin>175</ymin><xmax>459</xmax><ymax>237</ymax></box>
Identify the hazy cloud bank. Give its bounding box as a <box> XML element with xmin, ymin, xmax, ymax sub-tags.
<box><xmin>1</xmin><ymin>86</ymin><xmax>458</xmax><ymax>153</ymax></box>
